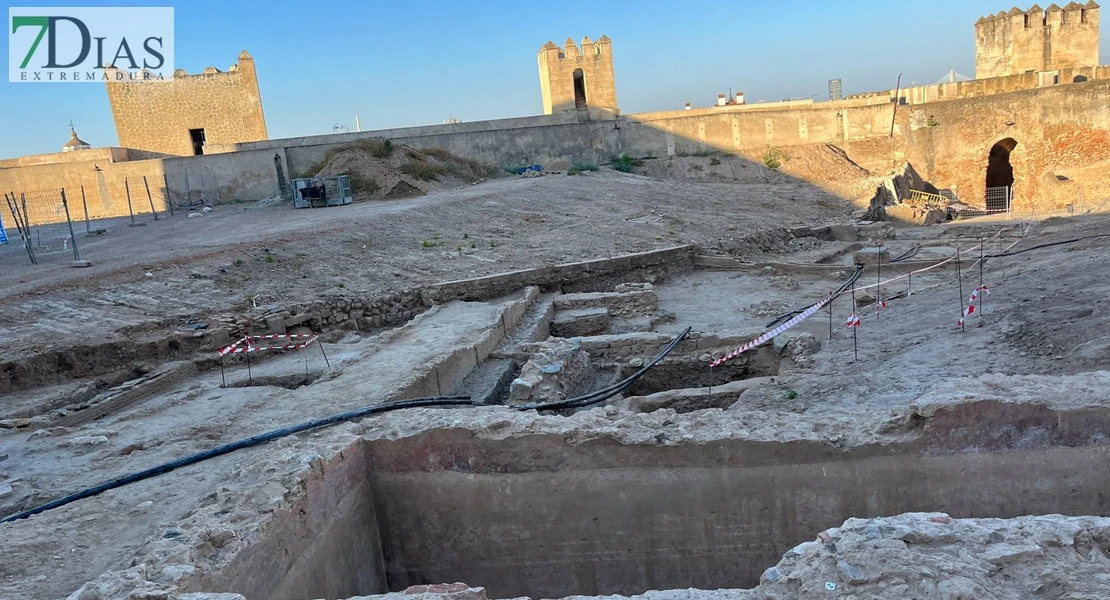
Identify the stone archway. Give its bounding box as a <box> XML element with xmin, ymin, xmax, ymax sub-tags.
<box><xmin>572</xmin><ymin>68</ymin><xmax>587</xmax><ymax>110</ymax></box>
<box><xmin>985</xmin><ymin>138</ymin><xmax>1017</xmax><ymax>211</ymax></box>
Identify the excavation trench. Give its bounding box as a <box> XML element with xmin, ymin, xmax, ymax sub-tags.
<box><xmin>203</xmin><ymin>405</ymin><xmax>1110</xmax><ymax>600</ymax></box>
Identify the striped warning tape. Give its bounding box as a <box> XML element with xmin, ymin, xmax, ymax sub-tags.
<box><xmin>711</xmin><ymin>292</ymin><xmax>835</xmax><ymax>367</ymax></box>
<box><xmin>218</xmin><ymin>334</ymin><xmax>318</xmax><ymax>356</ymax></box>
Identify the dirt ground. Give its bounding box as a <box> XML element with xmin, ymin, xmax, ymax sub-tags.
<box><xmin>0</xmin><ymin>164</ymin><xmax>854</xmax><ymax>364</ymax></box>
<box><xmin>4</xmin><ymin>158</ymin><xmax>1110</xmax><ymax>599</ymax></box>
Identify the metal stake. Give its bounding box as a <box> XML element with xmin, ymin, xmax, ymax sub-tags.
<box><xmin>81</xmin><ymin>185</ymin><xmax>90</xmax><ymax>234</ymax></box>
<box><xmin>246</xmin><ymin>351</ymin><xmax>253</xmax><ymax>387</ymax></box>
<box><xmin>828</xmin><ymin>293</ymin><xmax>834</xmax><ymax>341</ymax></box>
<box><xmin>317</xmin><ymin>337</ymin><xmax>331</xmax><ymax>368</ymax></box>
<box><xmin>979</xmin><ymin>236</ymin><xmax>985</xmax><ymax>321</ymax></box>
<box><xmin>125</xmin><ymin>179</ymin><xmax>141</xmax><ymax>226</ymax></box>
<box><xmin>851</xmin><ymin>284</ymin><xmax>858</xmax><ymax>361</ymax></box>
<box><xmin>60</xmin><ymin>188</ymin><xmax>86</xmax><ymax>264</ymax></box>
<box><xmin>163</xmin><ymin>173</ymin><xmax>175</xmax><ymax>216</ymax></box>
<box><xmin>220</xmin><ymin>357</ymin><xmax>226</xmax><ymax>388</ymax></box>
<box><xmin>143</xmin><ymin>176</ymin><xmax>159</xmax><ymax>220</ymax></box>
<box><xmin>876</xmin><ymin>248</ymin><xmax>882</xmax><ymax>317</ymax></box>
<box><xmin>956</xmin><ymin>247</ymin><xmax>966</xmax><ymax>333</ymax></box>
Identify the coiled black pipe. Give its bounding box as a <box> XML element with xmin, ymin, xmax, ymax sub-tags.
<box><xmin>0</xmin><ymin>396</ymin><xmax>478</xmax><ymax>524</ymax></box>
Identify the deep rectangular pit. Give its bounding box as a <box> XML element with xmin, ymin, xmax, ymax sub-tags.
<box><xmin>204</xmin><ymin>416</ymin><xmax>1110</xmax><ymax>600</ymax></box>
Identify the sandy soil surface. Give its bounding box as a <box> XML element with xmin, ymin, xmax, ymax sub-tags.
<box><xmin>0</xmin><ymin>169</ymin><xmax>855</xmax><ymax>364</ymax></box>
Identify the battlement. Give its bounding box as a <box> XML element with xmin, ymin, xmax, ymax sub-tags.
<box><xmin>538</xmin><ymin>35</ymin><xmax>613</xmax><ymax>60</ymax></box>
<box><xmin>975</xmin><ymin>3</ymin><xmax>1100</xmax><ymax>78</ymax></box>
<box><xmin>975</xmin><ymin>2</ymin><xmax>1099</xmax><ymax>28</ymax></box>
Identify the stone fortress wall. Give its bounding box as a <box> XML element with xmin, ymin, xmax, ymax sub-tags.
<box><xmin>106</xmin><ymin>50</ymin><xmax>268</xmax><ymax>157</ymax></box>
<box><xmin>975</xmin><ymin>2</ymin><xmax>1100</xmax><ymax>79</ymax></box>
<box><xmin>2</xmin><ymin>7</ymin><xmax>1109</xmax><ymax>223</ymax></box>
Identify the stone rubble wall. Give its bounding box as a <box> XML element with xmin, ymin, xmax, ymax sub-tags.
<box><xmin>552</xmin><ymin>288</ymin><xmax>658</xmax><ymax>319</ymax></box>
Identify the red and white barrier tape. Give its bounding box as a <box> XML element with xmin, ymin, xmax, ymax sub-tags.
<box><xmin>958</xmin><ymin>285</ymin><xmax>990</xmax><ymax>327</ymax></box>
<box><xmin>711</xmin><ymin>293</ymin><xmax>835</xmax><ymax>367</ymax></box>
<box><xmin>845</xmin><ymin>313</ymin><xmax>861</xmax><ymax>327</ymax></box>
<box><xmin>218</xmin><ymin>334</ymin><xmax>318</xmax><ymax>356</ymax></box>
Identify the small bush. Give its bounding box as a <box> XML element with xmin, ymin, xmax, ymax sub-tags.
<box><xmin>786</xmin><ymin>389</ymin><xmax>798</xmax><ymax>400</ymax></box>
<box><xmin>926</xmin><ymin>116</ymin><xmax>939</xmax><ymax>127</ymax></box>
<box><xmin>400</xmin><ymin>161</ymin><xmax>449</xmax><ymax>181</ymax></box>
<box><xmin>568</xmin><ymin>160</ymin><xmax>600</xmax><ymax>175</ymax></box>
<box><xmin>762</xmin><ymin>147</ymin><xmax>788</xmax><ymax>170</ymax></box>
<box><xmin>422</xmin><ymin>147</ymin><xmax>454</xmax><ymax>161</ymax></box>
<box><xmin>609</xmin><ymin>154</ymin><xmax>644</xmax><ymax>173</ymax></box>
<box><xmin>489</xmin><ymin>240</ymin><xmax>497</xmax><ymax>247</ymax></box>
<box><xmin>709</xmin><ymin>156</ymin><xmax>721</xmax><ymax>166</ymax></box>
<box><xmin>264</xmin><ymin>253</ymin><xmax>275</xmax><ymax>263</ymax></box>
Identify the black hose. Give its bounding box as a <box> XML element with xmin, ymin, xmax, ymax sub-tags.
<box><xmin>889</xmin><ymin>246</ymin><xmax>919</xmax><ymax>262</ymax></box>
<box><xmin>0</xmin><ymin>396</ymin><xmax>478</xmax><ymax>524</ymax></box>
<box><xmin>983</xmin><ymin>233</ymin><xmax>1110</xmax><ymax>258</ymax></box>
<box><xmin>518</xmin><ymin>326</ymin><xmax>692</xmax><ymax>411</ymax></box>
<box><xmin>3</xmin><ymin>326</ymin><xmax>704</xmax><ymax>524</ymax></box>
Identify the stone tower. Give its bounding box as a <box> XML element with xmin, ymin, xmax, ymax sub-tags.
<box><xmin>975</xmin><ymin>2</ymin><xmax>1101</xmax><ymax>79</ymax></box>
<box><xmin>537</xmin><ymin>36</ymin><xmax>618</xmax><ymax>116</ymax></box>
<box><xmin>106</xmin><ymin>50</ymin><xmax>268</xmax><ymax>156</ymax></box>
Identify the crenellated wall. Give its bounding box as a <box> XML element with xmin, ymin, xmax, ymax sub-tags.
<box><xmin>975</xmin><ymin>2</ymin><xmax>1100</xmax><ymax>79</ymax></box>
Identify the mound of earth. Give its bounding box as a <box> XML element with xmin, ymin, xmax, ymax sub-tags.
<box><xmin>307</xmin><ymin>139</ymin><xmax>505</xmax><ymax>200</ymax></box>
<box><xmin>635</xmin><ymin>143</ymin><xmax>877</xmax><ymax>200</ymax></box>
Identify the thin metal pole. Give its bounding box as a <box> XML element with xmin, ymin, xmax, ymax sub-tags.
<box><xmin>317</xmin><ymin>337</ymin><xmax>331</xmax><ymax>368</ymax></box>
<box><xmin>220</xmin><ymin>357</ymin><xmax>226</xmax><ymax>387</ymax></box>
<box><xmin>125</xmin><ymin>179</ymin><xmax>136</xmax><ymax>225</ymax></box>
<box><xmin>81</xmin><ymin>185</ymin><xmax>91</xmax><ymax>234</ymax></box>
<box><xmin>851</xmin><ymin>284</ymin><xmax>858</xmax><ymax>361</ymax></box>
<box><xmin>876</xmin><ymin>248</ymin><xmax>882</xmax><ymax>317</ymax></box>
<box><xmin>60</xmin><ymin>188</ymin><xmax>83</xmax><ymax>262</ymax></box>
<box><xmin>956</xmin><ymin>247</ymin><xmax>966</xmax><ymax>333</ymax></box>
<box><xmin>163</xmin><ymin>173</ymin><xmax>175</xmax><ymax>216</ymax></box>
<box><xmin>184</xmin><ymin>168</ymin><xmax>191</xmax><ymax>208</ymax></box>
<box><xmin>143</xmin><ymin>176</ymin><xmax>159</xmax><ymax>220</ymax></box>
<box><xmin>246</xmin><ymin>351</ymin><xmax>253</xmax><ymax>387</ymax></box>
<box><xmin>979</xmin><ymin>237</ymin><xmax>985</xmax><ymax>321</ymax></box>
<box><xmin>907</xmin><ymin>271</ymin><xmax>912</xmax><ymax>297</ymax></box>
<box><xmin>828</xmin><ymin>294</ymin><xmax>834</xmax><ymax>341</ymax></box>
<box><xmin>889</xmin><ymin>73</ymin><xmax>902</xmax><ymax>138</ymax></box>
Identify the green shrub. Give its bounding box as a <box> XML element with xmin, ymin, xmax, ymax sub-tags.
<box><xmin>762</xmin><ymin>147</ymin><xmax>788</xmax><ymax>169</ymax></box>
<box><xmin>608</xmin><ymin>154</ymin><xmax>644</xmax><ymax>173</ymax></box>
<box><xmin>709</xmin><ymin>156</ymin><xmax>721</xmax><ymax>166</ymax></box>
<box><xmin>568</xmin><ymin>160</ymin><xmax>600</xmax><ymax>175</ymax></box>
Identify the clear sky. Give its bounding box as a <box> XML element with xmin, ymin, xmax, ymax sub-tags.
<box><xmin>2</xmin><ymin>0</ymin><xmax>1108</xmax><ymax>159</ymax></box>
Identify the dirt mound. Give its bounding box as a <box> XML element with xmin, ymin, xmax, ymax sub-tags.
<box><xmin>635</xmin><ymin>144</ymin><xmax>877</xmax><ymax>200</ymax></box>
<box><xmin>306</xmin><ymin>139</ymin><xmax>505</xmax><ymax>201</ymax></box>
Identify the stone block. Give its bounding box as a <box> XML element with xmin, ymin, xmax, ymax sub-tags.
<box><xmin>551</xmin><ymin>308</ymin><xmax>610</xmax><ymax>338</ymax></box>
<box><xmin>853</xmin><ymin>247</ymin><xmax>891</xmax><ymax>266</ymax></box>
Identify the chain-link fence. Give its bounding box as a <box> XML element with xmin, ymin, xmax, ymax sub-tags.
<box><xmin>1</xmin><ymin>188</ymin><xmax>88</xmax><ymax>266</ymax></box>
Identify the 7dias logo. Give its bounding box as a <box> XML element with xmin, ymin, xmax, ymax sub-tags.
<box><xmin>9</xmin><ymin>7</ymin><xmax>174</xmax><ymax>83</ymax></box>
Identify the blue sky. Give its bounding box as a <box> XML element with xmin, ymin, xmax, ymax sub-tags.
<box><xmin>3</xmin><ymin>0</ymin><xmax>1108</xmax><ymax>159</ymax></box>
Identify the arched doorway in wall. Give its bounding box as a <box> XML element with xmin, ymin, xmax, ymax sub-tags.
<box><xmin>572</xmin><ymin>68</ymin><xmax>587</xmax><ymax>110</ymax></box>
<box><xmin>985</xmin><ymin>138</ymin><xmax>1017</xmax><ymax>212</ymax></box>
